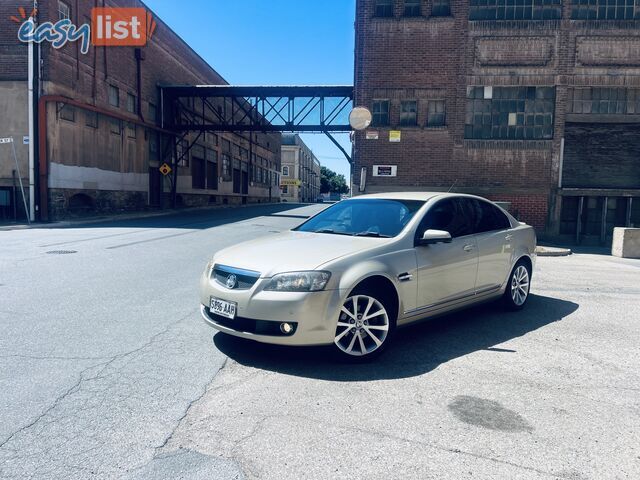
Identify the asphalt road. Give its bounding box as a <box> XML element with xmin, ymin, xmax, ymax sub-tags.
<box><xmin>1</xmin><ymin>204</ymin><xmax>639</xmax><ymax>479</ymax></box>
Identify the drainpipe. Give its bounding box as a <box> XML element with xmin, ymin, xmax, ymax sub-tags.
<box><xmin>27</xmin><ymin>4</ymin><xmax>38</xmax><ymax>222</ymax></box>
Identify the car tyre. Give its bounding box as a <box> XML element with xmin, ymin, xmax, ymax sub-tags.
<box><xmin>332</xmin><ymin>287</ymin><xmax>396</xmax><ymax>362</ymax></box>
<box><xmin>503</xmin><ymin>259</ymin><xmax>532</xmax><ymax>311</ymax></box>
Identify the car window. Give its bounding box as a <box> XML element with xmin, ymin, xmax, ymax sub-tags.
<box><xmin>296</xmin><ymin>199</ymin><xmax>424</xmax><ymax>238</ymax></box>
<box><xmin>472</xmin><ymin>199</ymin><xmax>511</xmax><ymax>233</ymax></box>
<box><xmin>416</xmin><ymin>198</ymin><xmax>475</xmax><ymax>239</ymax></box>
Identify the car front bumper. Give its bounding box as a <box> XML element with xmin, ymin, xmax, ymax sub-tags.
<box><xmin>199</xmin><ymin>269</ymin><xmax>344</xmax><ymax>346</ymax></box>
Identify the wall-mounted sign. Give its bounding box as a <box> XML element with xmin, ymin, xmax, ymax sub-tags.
<box><xmin>389</xmin><ymin>130</ymin><xmax>401</xmax><ymax>143</ymax></box>
<box><xmin>159</xmin><ymin>163</ymin><xmax>172</xmax><ymax>176</ymax></box>
<box><xmin>23</xmin><ymin>136</ymin><xmax>29</xmax><ymax>145</ymax></box>
<box><xmin>0</xmin><ymin>137</ymin><xmax>14</xmax><ymax>144</ymax></box>
<box><xmin>280</xmin><ymin>179</ymin><xmax>301</xmax><ymax>187</ymax></box>
<box><xmin>365</xmin><ymin>130</ymin><xmax>379</xmax><ymax>140</ymax></box>
<box><xmin>373</xmin><ymin>165</ymin><xmax>398</xmax><ymax>177</ymax></box>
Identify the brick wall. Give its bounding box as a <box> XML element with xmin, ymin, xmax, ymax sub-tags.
<box><xmin>354</xmin><ymin>0</ymin><xmax>640</xmax><ymax>235</ymax></box>
<box><xmin>0</xmin><ymin>1</ymin><xmax>31</xmax><ymax>81</ymax></box>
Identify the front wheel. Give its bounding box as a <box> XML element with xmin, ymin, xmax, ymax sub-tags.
<box><xmin>332</xmin><ymin>293</ymin><xmax>394</xmax><ymax>361</ymax></box>
<box><xmin>503</xmin><ymin>261</ymin><xmax>532</xmax><ymax>311</ymax></box>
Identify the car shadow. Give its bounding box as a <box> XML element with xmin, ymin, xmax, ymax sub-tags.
<box><xmin>213</xmin><ymin>294</ymin><xmax>579</xmax><ymax>381</ymax></box>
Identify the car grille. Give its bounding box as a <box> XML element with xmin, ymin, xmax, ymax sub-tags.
<box><xmin>212</xmin><ymin>264</ymin><xmax>261</xmax><ymax>290</ymax></box>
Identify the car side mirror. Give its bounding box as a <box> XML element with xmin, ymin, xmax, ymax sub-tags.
<box><xmin>418</xmin><ymin>229</ymin><xmax>452</xmax><ymax>246</ymax></box>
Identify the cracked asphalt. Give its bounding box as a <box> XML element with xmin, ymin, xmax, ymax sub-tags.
<box><xmin>1</xmin><ymin>203</ymin><xmax>639</xmax><ymax>479</ymax></box>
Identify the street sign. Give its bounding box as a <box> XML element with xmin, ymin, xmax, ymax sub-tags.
<box><xmin>159</xmin><ymin>163</ymin><xmax>172</xmax><ymax>176</ymax></box>
<box><xmin>280</xmin><ymin>179</ymin><xmax>301</xmax><ymax>187</ymax></box>
<box><xmin>0</xmin><ymin>137</ymin><xmax>14</xmax><ymax>144</ymax></box>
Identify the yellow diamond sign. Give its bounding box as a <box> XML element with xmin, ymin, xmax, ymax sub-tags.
<box><xmin>159</xmin><ymin>163</ymin><xmax>172</xmax><ymax>176</ymax></box>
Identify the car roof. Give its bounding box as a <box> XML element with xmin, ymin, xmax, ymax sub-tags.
<box><xmin>352</xmin><ymin>192</ymin><xmax>487</xmax><ymax>202</ymax></box>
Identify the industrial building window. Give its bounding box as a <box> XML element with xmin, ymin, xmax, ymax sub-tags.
<box><xmin>58</xmin><ymin>1</ymin><xmax>70</xmax><ymax>20</ymax></box>
<box><xmin>427</xmin><ymin>100</ymin><xmax>446</xmax><ymax>127</ymax></box>
<box><xmin>58</xmin><ymin>103</ymin><xmax>75</xmax><ymax>122</ymax></box>
<box><xmin>432</xmin><ymin>0</ymin><xmax>451</xmax><ymax>16</ymax></box>
<box><xmin>85</xmin><ymin>110</ymin><xmax>98</xmax><ymax>128</ymax></box>
<box><xmin>108</xmin><ymin>85</ymin><xmax>119</xmax><ymax>108</ymax></box>
<box><xmin>571</xmin><ymin>0</ymin><xmax>640</xmax><ymax>19</ymax></box>
<box><xmin>375</xmin><ymin>0</ymin><xmax>394</xmax><ymax>17</ymax></box>
<box><xmin>126</xmin><ymin>122</ymin><xmax>136</xmax><ymax>139</ymax></box>
<box><xmin>205</xmin><ymin>132</ymin><xmax>218</xmax><ymax>146</ymax></box>
<box><xmin>404</xmin><ymin>0</ymin><xmax>422</xmax><ymax>16</ymax></box>
<box><xmin>126</xmin><ymin>94</ymin><xmax>137</xmax><ymax>114</ymax></box>
<box><xmin>400</xmin><ymin>101</ymin><xmax>418</xmax><ymax>126</ymax></box>
<box><xmin>110</xmin><ymin>119</ymin><xmax>121</xmax><ymax>135</ymax></box>
<box><xmin>149</xmin><ymin>132</ymin><xmax>158</xmax><ymax>162</ymax></box>
<box><xmin>283</xmin><ymin>166</ymin><xmax>290</xmax><ymax>176</ymax></box>
<box><xmin>568</xmin><ymin>88</ymin><xmax>640</xmax><ymax>114</ymax></box>
<box><xmin>469</xmin><ymin>0</ymin><xmax>562</xmax><ymax>20</ymax></box>
<box><xmin>372</xmin><ymin>100</ymin><xmax>390</xmax><ymax>126</ymax></box>
<box><xmin>464</xmin><ymin>86</ymin><xmax>555</xmax><ymax>140</ymax></box>
<box><xmin>148</xmin><ymin>103</ymin><xmax>157</xmax><ymax>123</ymax></box>
<box><xmin>206</xmin><ymin>149</ymin><xmax>218</xmax><ymax>190</ymax></box>
<box><xmin>222</xmin><ymin>138</ymin><xmax>231</xmax><ymax>152</ymax></box>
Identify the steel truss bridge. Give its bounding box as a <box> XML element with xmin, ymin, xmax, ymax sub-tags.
<box><xmin>157</xmin><ymin>85</ymin><xmax>354</xmax><ymax>206</ymax></box>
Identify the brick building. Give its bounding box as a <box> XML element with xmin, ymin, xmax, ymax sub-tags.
<box><xmin>0</xmin><ymin>0</ymin><xmax>281</xmax><ymax>221</ymax></box>
<box><xmin>280</xmin><ymin>134</ymin><xmax>321</xmax><ymax>203</ymax></box>
<box><xmin>354</xmin><ymin>0</ymin><xmax>640</xmax><ymax>243</ymax></box>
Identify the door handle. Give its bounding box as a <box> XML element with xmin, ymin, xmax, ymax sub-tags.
<box><xmin>463</xmin><ymin>244</ymin><xmax>475</xmax><ymax>252</ymax></box>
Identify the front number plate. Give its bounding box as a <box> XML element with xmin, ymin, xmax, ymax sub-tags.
<box><xmin>210</xmin><ymin>297</ymin><xmax>237</xmax><ymax>320</ymax></box>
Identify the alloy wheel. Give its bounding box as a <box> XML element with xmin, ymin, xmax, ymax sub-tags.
<box><xmin>334</xmin><ymin>295</ymin><xmax>389</xmax><ymax>357</ymax></box>
<box><xmin>511</xmin><ymin>265</ymin><xmax>530</xmax><ymax>306</ymax></box>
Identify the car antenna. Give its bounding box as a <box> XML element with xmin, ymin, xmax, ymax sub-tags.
<box><xmin>447</xmin><ymin>180</ymin><xmax>458</xmax><ymax>193</ymax></box>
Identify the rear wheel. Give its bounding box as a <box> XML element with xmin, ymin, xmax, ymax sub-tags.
<box><xmin>503</xmin><ymin>260</ymin><xmax>531</xmax><ymax>311</ymax></box>
<box><xmin>333</xmin><ymin>292</ymin><xmax>395</xmax><ymax>361</ymax></box>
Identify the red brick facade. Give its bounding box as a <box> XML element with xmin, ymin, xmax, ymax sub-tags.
<box><xmin>354</xmin><ymin>0</ymin><xmax>640</xmax><ymax>239</ymax></box>
<box><xmin>1</xmin><ymin>0</ymin><xmax>282</xmax><ymax>220</ymax></box>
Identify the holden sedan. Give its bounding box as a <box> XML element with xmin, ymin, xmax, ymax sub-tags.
<box><xmin>200</xmin><ymin>193</ymin><xmax>536</xmax><ymax>360</ymax></box>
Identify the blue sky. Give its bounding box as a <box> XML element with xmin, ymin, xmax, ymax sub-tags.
<box><xmin>144</xmin><ymin>0</ymin><xmax>355</xmax><ymax>179</ymax></box>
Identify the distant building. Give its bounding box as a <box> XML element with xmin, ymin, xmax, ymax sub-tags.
<box><xmin>354</xmin><ymin>0</ymin><xmax>640</xmax><ymax>244</ymax></box>
<box><xmin>280</xmin><ymin>134</ymin><xmax>321</xmax><ymax>203</ymax></box>
<box><xmin>0</xmin><ymin>0</ymin><xmax>281</xmax><ymax>222</ymax></box>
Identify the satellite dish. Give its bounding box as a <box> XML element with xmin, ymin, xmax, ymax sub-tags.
<box><xmin>349</xmin><ymin>107</ymin><xmax>372</xmax><ymax>131</ymax></box>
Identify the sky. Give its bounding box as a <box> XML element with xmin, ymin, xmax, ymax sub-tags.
<box><xmin>144</xmin><ymin>0</ymin><xmax>355</xmax><ymax>179</ymax></box>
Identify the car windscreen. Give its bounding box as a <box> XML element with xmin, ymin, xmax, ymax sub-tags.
<box><xmin>294</xmin><ymin>199</ymin><xmax>425</xmax><ymax>238</ymax></box>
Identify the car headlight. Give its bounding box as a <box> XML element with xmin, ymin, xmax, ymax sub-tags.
<box><xmin>264</xmin><ymin>271</ymin><xmax>331</xmax><ymax>292</ymax></box>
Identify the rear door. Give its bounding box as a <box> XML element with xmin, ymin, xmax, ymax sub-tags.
<box><xmin>465</xmin><ymin>198</ymin><xmax>514</xmax><ymax>294</ymax></box>
<box><xmin>413</xmin><ymin>198</ymin><xmax>479</xmax><ymax>311</ymax></box>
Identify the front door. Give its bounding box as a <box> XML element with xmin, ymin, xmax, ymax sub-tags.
<box><xmin>414</xmin><ymin>198</ymin><xmax>478</xmax><ymax>311</ymax></box>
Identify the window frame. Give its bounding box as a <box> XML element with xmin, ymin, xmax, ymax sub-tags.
<box><xmin>372</xmin><ymin>99</ymin><xmax>390</xmax><ymax>127</ymax></box>
<box><xmin>431</xmin><ymin>0</ymin><xmax>451</xmax><ymax>17</ymax></box>
<box><xmin>427</xmin><ymin>100</ymin><xmax>447</xmax><ymax>127</ymax></box>
<box><xmin>58</xmin><ymin>1</ymin><xmax>70</xmax><ymax>21</ymax></box>
<box><xmin>126</xmin><ymin>93</ymin><xmax>137</xmax><ymax>114</ymax></box>
<box><xmin>400</xmin><ymin>100</ymin><xmax>418</xmax><ymax>127</ymax></box>
<box><xmin>108</xmin><ymin>85</ymin><xmax>119</xmax><ymax>108</ymax></box>
<box><xmin>415</xmin><ymin>198</ymin><xmax>476</xmax><ymax>242</ymax></box>
<box><xmin>375</xmin><ymin>0</ymin><xmax>394</xmax><ymax>17</ymax></box>
<box><xmin>404</xmin><ymin>0</ymin><xmax>422</xmax><ymax>17</ymax></box>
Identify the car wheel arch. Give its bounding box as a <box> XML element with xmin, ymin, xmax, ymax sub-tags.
<box><xmin>347</xmin><ymin>275</ymin><xmax>400</xmax><ymax>323</ymax></box>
